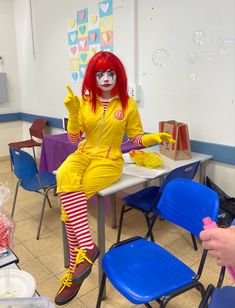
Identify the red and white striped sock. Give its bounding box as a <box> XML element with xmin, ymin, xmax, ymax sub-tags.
<box><xmin>64</xmin><ymin>221</ymin><xmax>79</xmax><ymax>272</ymax></box>
<box><xmin>60</xmin><ymin>192</ymin><xmax>94</xmax><ymax>250</ymax></box>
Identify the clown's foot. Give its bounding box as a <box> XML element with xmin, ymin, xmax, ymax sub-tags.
<box><xmin>72</xmin><ymin>244</ymin><xmax>100</xmax><ymax>283</ymax></box>
<box><xmin>55</xmin><ymin>269</ymin><xmax>82</xmax><ymax>306</ymax></box>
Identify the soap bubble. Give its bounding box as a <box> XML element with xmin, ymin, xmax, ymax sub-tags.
<box><xmin>187</xmin><ymin>52</ymin><xmax>200</xmax><ymax>64</ymax></box>
<box><xmin>193</xmin><ymin>31</ymin><xmax>206</xmax><ymax>46</ymax></box>
<box><xmin>188</xmin><ymin>72</ymin><xmax>198</xmax><ymax>81</ymax></box>
<box><xmin>159</xmin><ymin>82</ymin><xmax>171</xmax><ymax>91</ymax></box>
<box><xmin>152</xmin><ymin>48</ymin><xmax>170</xmax><ymax>66</ymax></box>
<box><xmin>203</xmin><ymin>51</ymin><xmax>214</xmax><ymax>61</ymax></box>
<box><xmin>218</xmin><ymin>38</ymin><xmax>234</xmax><ymax>55</ymax></box>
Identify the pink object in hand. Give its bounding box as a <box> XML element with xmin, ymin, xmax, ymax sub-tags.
<box><xmin>203</xmin><ymin>217</ymin><xmax>217</xmax><ymax>229</ymax></box>
<box><xmin>203</xmin><ymin>217</ymin><xmax>235</xmax><ymax>282</ymax></box>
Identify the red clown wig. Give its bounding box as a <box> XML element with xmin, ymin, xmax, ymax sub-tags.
<box><xmin>82</xmin><ymin>51</ymin><xmax>129</xmax><ymax>112</ymax></box>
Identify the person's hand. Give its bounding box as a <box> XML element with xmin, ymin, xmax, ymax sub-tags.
<box><xmin>141</xmin><ymin>132</ymin><xmax>175</xmax><ymax>147</ymax></box>
<box><xmin>200</xmin><ymin>226</ymin><xmax>235</xmax><ymax>267</ymax></box>
<box><xmin>158</xmin><ymin>132</ymin><xmax>176</xmax><ymax>143</ymax></box>
<box><xmin>64</xmin><ymin>85</ymin><xmax>80</xmax><ymax>115</ymax></box>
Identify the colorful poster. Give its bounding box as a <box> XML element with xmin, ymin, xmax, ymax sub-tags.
<box><xmin>67</xmin><ymin>0</ymin><xmax>113</xmax><ymax>85</ymax></box>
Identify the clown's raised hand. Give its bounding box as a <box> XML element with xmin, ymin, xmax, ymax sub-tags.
<box><xmin>64</xmin><ymin>85</ymin><xmax>80</xmax><ymax>115</ymax></box>
<box><xmin>64</xmin><ymin>85</ymin><xmax>80</xmax><ymax>135</ymax></box>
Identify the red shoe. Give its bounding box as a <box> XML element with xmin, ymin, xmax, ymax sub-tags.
<box><xmin>54</xmin><ymin>269</ymin><xmax>82</xmax><ymax>306</ymax></box>
<box><xmin>72</xmin><ymin>244</ymin><xmax>100</xmax><ymax>283</ymax></box>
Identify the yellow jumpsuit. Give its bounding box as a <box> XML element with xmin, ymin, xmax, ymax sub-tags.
<box><xmin>56</xmin><ymin>95</ymin><xmax>144</xmax><ymax>200</ymax></box>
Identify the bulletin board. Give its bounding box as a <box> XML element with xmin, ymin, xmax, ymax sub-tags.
<box><xmin>67</xmin><ymin>0</ymin><xmax>114</xmax><ymax>86</ymax></box>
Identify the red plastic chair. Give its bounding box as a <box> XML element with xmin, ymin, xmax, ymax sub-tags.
<box><xmin>8</xmin><ymin>118</ymin><xmax>47</xmax><ymax>169</ymax></box>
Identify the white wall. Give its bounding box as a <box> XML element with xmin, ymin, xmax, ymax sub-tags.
<box><xmin>0</xmin><ymin>0</ymin><xmax>234</xmax><ymax>195</ymax></box>
<box><xmin>0</xmin><ymin>0</ymin><xmax>21</xmax><ymax>113</ymax></box>
<box><xmin>0</xmin><ymin>0</ymin><xmax>22</xmax><ymax>158</ymax></box>
<box><xmin>137</xmin><ymin>0</ymin><xmax>234</xmax><ymax>145</ymax></box>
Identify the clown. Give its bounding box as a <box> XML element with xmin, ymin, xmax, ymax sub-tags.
<box><xmin>55</xmin><ymin>51</ymin><xmax>174</xmax><ymax>305</ymax></box>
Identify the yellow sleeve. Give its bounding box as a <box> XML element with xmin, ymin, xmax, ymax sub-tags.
<box><xmin>126</xmin><ymin>98</ymin><xmax>144</xmax><ymax>138</ymax></box>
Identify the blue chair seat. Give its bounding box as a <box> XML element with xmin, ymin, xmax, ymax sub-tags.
<box><xmin>102</xmin><ymin>237</ymin><xmax>195</xmax><ymax>304</ymax></box>
<box><xmin>123</xmin><ymin>186</ymin><xmax>160</xmax><ymax>213</ymax></box>
<box><xmin>20</xmin><ymin>172</ymin><xmax>56</xmax><ymax>191</ymax></box>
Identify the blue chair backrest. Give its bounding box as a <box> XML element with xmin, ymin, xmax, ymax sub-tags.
<box><xmin>157</xmin><ymin>178</ymin><xmax>219</xmax><ymax>237</ymax></box>
<box><xmin>209</xmin><ymin>286</ymin><xmax>235</xmax><ymax>307</ymax></box>
<box><xmin>159</xmin><ymin>161</ymin><xmax>200</xmax><ymax>193</ymax></box>
<box><xmin>150</xmin><ymin>161</ymin><xmax>200</xmax><ymax>212</ymax></box>
<box><xmin>10</xmin><ymin>148</ymin><xmax>38</xmax><ymax>179</ymax></box>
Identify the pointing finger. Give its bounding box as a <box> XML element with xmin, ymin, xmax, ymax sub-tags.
<box><xmin>66</xmin><ymin>85</ymin><xmax>74</xmax><ymax>97</ymax></box>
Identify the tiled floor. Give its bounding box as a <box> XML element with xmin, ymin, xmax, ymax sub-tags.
<box><xmin>0</xmin><ymin>157</ymin><xmax>234</xmax><ymax>307</ymax></box>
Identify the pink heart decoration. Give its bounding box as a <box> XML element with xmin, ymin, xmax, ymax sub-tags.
<box><xmin>90</xmin><ymin>32</ymin><xmax>96</xmax><ymax>42</ymax></box>
<box><xmin>70</xmin><ymin>46</ymin><xmax>77</xmax><ymax>55</ymax></box>
<box><xmin>79</xmin><ymin>11</ymin><xmax>85</xmax><ymax>21</ymax></box>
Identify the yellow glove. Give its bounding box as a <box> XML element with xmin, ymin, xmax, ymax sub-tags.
<box><xmin>64</xmin><ymin>85</ymin><xmax>80</xmax><ymax>115</ymax></box>
<box><xmin>64</xmin><ymin>85</ymin><xmax>80</xmax><ymax>134</ymax></box>
<box><xmin>141</xmin><ymin>132</ymin><xmax>175</xmax><ymax>147</ymax></box>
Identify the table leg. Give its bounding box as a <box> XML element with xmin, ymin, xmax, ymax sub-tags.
<box><xmin>199</xmin><ymin>161</ymin><xmax>207</xmax><ymax>184</ymax></box>
<box><xmin>62</xmin><ymin>221</ymin><xmax>70</xmax><ymax>268</ymax></box>
<box><xmin>110</xmin><ymin>194</ymin><xmax>117</xmax><ymax>228</ymax></box>
<box><xmin>97</xmin><ymin>194</ymin><xmax>106</xmax><ymax>299</ymax></box>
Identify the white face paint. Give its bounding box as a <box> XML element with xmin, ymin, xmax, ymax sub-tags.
<box><xmin>96</xmin><ymin>70</ymin><xmax>117</xmax><ymax>92</ymax></box>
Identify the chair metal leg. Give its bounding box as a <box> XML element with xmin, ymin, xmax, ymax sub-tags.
<box><xmin>62</xmin><ymin>221</ymin><xmax>70</xmax><ymax>268</ymax></box>
<box><xmin>144</xmin><ymin>214</ymin><xmax>155</xmax><ymax>242</ymax></box>
<box><xmin>32</xmin><ymin>147</ymin><xmax>38</xmax><ymax>170</ymax></box>
<box><xmin>96</xmin><ymin>273</ymin><xmax>107</xmax><ymax>308</ymax></box>
<box><xmin>46</xmin><ymin>195</ymin><xmax>52</xmax><ymax>208</ymax></box>
<box><xmin>9</xmin><ymin>148</ymin><xmax>13</xmax><ymax>171</ymax></box>
<box><xmin>41</xmin><ymin>185</ymin><xmax>55</xmax><ymax>209</ymax></box>
<box><xmin>191</xmin><ymin>233</ymin><xmax>198</xmax><ymax>251</ymax></box>
<box><xmin>198</xmin><ymin>284</ymin><xmax>214</xmax><ymax>308</ymax></box>
<box><xmin>217</xmin><ymin>266</ymin><xmax>226</xmax><ymax>288</ymax></box>
<box><xmin>11</xmin><ymin>181</ymin><xmax>20</xmax><ymax>217</ymax></box>
<box><xmin>159</xmin><ymin>301</ymin><xmax>167</xmax><ymax>308</ymax></box>
<box><xmin>36</xmin><ymin>191</ymin><xmax>48</xmax><ymax>240</ymax></box>
<box><xmin>116</xmin><ymin>205</ymin><xmax>126</xmax><ymax>242</ymax></box>
<box><xmin>195</xmin><ymin>282</ymin><xmax>206</xmax><ymax>297</ymax></box>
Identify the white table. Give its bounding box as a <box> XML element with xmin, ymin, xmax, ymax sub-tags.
<box><xmin>62</xmin><ymin>146</ymin><xmax>212</xmax><ymax>293</ymax></box>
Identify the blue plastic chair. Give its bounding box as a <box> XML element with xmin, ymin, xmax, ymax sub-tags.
<box><xmin>96</xmin><ymin>178</ymin><xmax>219</xmax><ymax>308</ymax></box>
<box><xmin>199</xmin><ymin>266</ymin><xmax>235</xmax><ymax>307</ymax></box>
<box><xmin>8</xmin><ymin>118</ymin><xmax>47</xmax><ymax>170</ymax></box>
<box><xmin>10</xmin><ymin>147</ymin><xmax>56</xmax><ymax>239</ymax></box>
<box><xmin>117</xmin><ymin>161</ymin><xmax>200</xmax><ymax>250</ymax></box>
